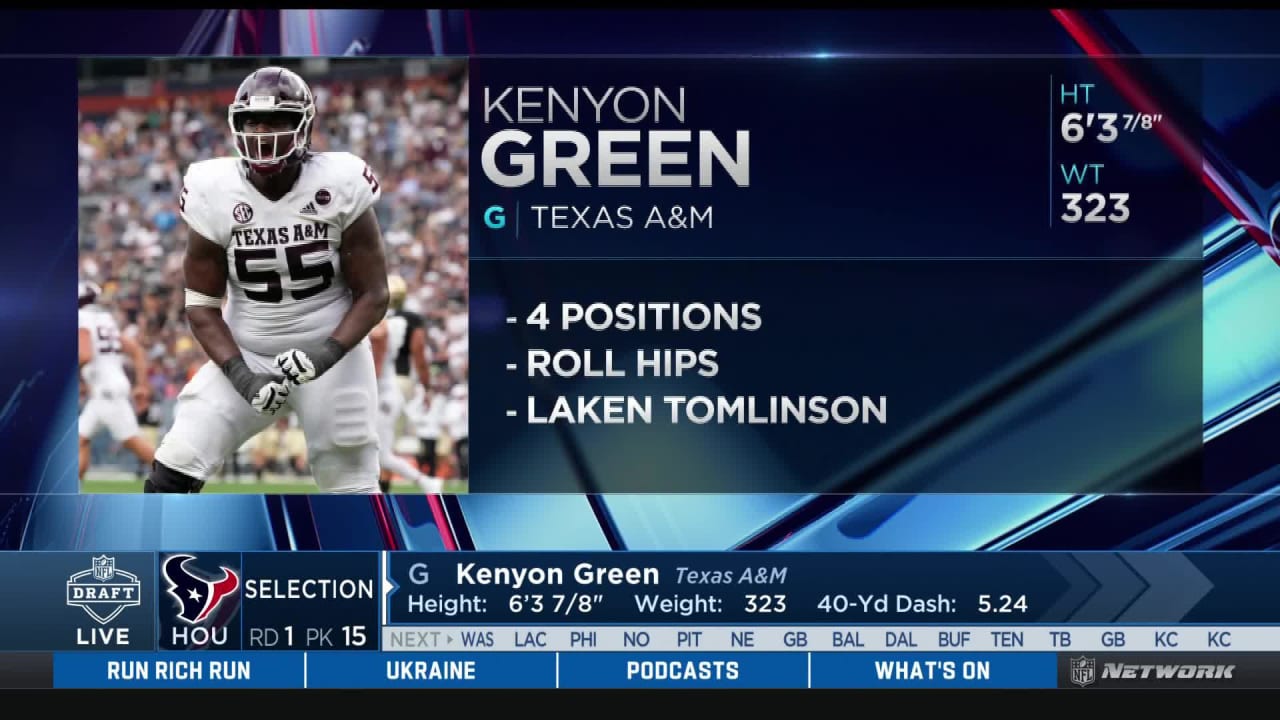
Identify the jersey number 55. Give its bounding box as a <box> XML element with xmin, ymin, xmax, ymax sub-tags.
<box><xmin>233</xmin><ymin>241</ymin><xmax>334</xmax><ymax>303</ymax></box>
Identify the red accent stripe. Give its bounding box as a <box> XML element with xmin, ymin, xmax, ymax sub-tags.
<box><xmin>1052</xmin><ymin>9</ymin><xmax>1280</xmax><ymax>266</ymax></box>
<box><xmin>242</xmin><ymin>9</ymin><xmax>260</xmax><ymax>55</ymax></box>
<box><xmin>369</xmin><ymin>495</ymin><xmax>401</xmax><ymax>550</ymax></box>
<box><xmin>308</xmin><ymin>9</ymin><xmax>321</xmax><ymax>55</ymax></box>
<box><xmin>425</xmin><ymin>494</ymin><xmax>458</xmax><ymax>551</ymax></box>
<box><xmin>464</xmin><ymin>10</ymin><xmax>475</xmax><ymax>55</ymax></box>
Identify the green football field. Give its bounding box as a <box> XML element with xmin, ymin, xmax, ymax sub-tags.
<box><xmin>81</xmin><ymin>472</ymin><xmax>468</xmax><ymax>494</ymax></box>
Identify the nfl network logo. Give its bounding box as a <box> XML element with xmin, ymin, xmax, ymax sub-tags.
<box><xmin>66</xmin><ymin>555</ymin><xmax>142</xmax><ymax>625</ymax></box>
<box><xmin>1070</xmin><ymin>656</ymin><xmax>1097</xmax><ymax>687</ymax></box>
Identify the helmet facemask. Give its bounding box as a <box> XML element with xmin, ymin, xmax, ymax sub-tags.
<box><xmin>228</xmin><ymin>97</ymin><xmax>315</xmax><ymax>175</ymax></box>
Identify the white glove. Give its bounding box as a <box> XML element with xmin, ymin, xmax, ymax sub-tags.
<box><xmin>223</xmin><ymin>356</ymin><xmax>292</xmax><ymax>416</ymax></box>
<box><xmin>250</xmin><ymin>379</ymin><xmax>292</xmax><ymax>415</ymax></box>
<box><xmin>275</xmin><ymin>338</ymin><xmax>346</xmax><ymax>385</ymax></box>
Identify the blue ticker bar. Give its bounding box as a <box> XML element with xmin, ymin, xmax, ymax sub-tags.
<box><xmin>557</xmin><ymin>652</ymin><xmax>804</xmax><ymax>689</ymax></box>
<box><xmin>810</xmin><ymin>652</ymin><xmax>1057</xmax><ymax>689</ymax></box>
<box><xmin>54</xmin><ymin>652</ymin><xmax>304</xmax><ymax>689</ymax></box>
<box><xmin>306</xmin><ymin>651</ymin><xmax>553</xmax><ymax>688</ymax></box>
<box><xmin>49</xmin><ymin>651</ymin><xmax>1059</xmax><ymax>689</ymax></box>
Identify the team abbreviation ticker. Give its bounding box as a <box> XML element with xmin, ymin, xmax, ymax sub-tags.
<box><xmin>0</xmin><ymin>551</ymin><xmax>1275</xmax><ymax>688</ymax></box>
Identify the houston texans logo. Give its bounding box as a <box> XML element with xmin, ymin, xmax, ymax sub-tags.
<box><xmin>163</xmin><ymin>554</ymin><xmax>240</xmax><ymax>625</ymax></box>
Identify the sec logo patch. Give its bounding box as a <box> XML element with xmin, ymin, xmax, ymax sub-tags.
<box><xmin>233</xmin><ymin>202</ymin><xmax>254</xmax><ymax>224</ymax></box>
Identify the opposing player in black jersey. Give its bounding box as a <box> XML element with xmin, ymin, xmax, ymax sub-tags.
<box><xmin>370</xmin><ymin>275</ymin><xmax>441</xmax><ymax>493</ymax></box>
<box><xmin>388</xmin><ymin>276</ymin><xmax>432</xmax><ymax>414</ymax></box>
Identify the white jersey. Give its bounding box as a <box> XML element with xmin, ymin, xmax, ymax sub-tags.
<box><xmin>179</xmin><ymin>152</ymin><xmax>382</xmax><ymax>355</ymax></box>
<box><xmin>382</xmin><ymin>311</ymin><xmax>409</xmax><ymax>385</ymax></box>
<box><xmin>444</xmin><ymin>384</ymin><xmax>468</xmax><ymax>441</ymax></box>
<box><xmin>79</xmin><ymin>305</ymin><xmax>131</xmax><ymax>395</ymax></box>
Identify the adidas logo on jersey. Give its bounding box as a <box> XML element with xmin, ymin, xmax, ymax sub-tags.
<box><xmin>300</xmin><ymin>202</ymin><xmax>318</xmax><ymax>215</ymax></box>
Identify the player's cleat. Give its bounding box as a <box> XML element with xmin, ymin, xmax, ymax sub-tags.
<box><xmin>416</xmin><ymin>474</ymin><xmax>444</xmax><ymax>494</ymax></box>
<box><xmin>145</xmin><ymin>461</ymin><xmax>206</xmax><ymax>493</ymax></box>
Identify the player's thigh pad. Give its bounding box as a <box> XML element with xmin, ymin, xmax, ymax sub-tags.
<box><xmin>78</xmin><ymin>397</ymin><xmax>105</xmax><ymax>439</ymax></box>
<box><xmin>155</xmin><ymin>361</ymin><xmax>275</xmax><ymax>479</ymax></box>
<box><xmin>102</xmin><ymin>395</ymin><xmax>141</xmax><ymax>442</ymax></box>
<box><xmin>295</xmin><ymin>345</ymin><xmax>379</xmax><ymax>450</ymax></box>
<box><xmin>293</xmin><ymin>343</ymin><xmax>379</xmax><ymax>492</ymax></box>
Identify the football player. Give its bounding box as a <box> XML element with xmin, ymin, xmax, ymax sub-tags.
<box><xmin>444</xmin><ymin>375</ymin><xmax>468</xmax><ymax>483</ymax></box>
<box><xmin>79</xmin><ymin>281</ymin><xmax>155</xmax><ymax>481</ymax></box>
<box><xmin>147</xmin><ymin>66</ymin><xmax>390</xmax><ymax>494</ymax></box>
<box><xmin>386</xmin><ymin>274</ymin><xmax>434</xmax><ymax>467</ymax></box>
<box><xmin>387</xmin><ymin>274</ymin><xmax>433</xmax><ymax>425</ymax></box>
<box><xmin>370</xmin><ymin>275</ymin><xmax>442</xmax><ymax>494</ymax></box>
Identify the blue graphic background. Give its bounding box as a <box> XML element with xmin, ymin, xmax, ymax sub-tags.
<box><xmin>382</xmin><ymin>551</ymin><xmax>1280</xmax><ymax>625</ymax></box>
<box><xmin>0</xmin><ymin>10</ymin><xmax>1274</xmax><ymax>558</ymax></box>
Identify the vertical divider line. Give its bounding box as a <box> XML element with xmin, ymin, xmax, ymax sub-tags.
<box><xmin>1049</xmin><ymin>73</ymin><xmax>1055</xmax><ymax>228</ymax></box>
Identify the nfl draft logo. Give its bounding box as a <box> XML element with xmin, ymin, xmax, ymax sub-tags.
<box><xmin>67</xmin><ymin>555</ymin><xmax>142</xmax><ymax>625</ymax></box>
<box><xmin>1070</xmin><ymin>656</ymin><xmax>1096</xmax><ymax>687</ymax></box>
<box><xmin>92</xmin><ymin>555</ymin><xmax>113</xmax><ymax>581</ymax></box>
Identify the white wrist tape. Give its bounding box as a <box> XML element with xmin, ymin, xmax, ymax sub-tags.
<box><xmin>185</xmin><ymin>289</ymin><xmax>224</xmax><ymax>309</ymax></box>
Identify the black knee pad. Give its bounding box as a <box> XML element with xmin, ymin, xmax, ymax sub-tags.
<box><xmin>144</xmin><ymin>462</ymin><xmax>205</xmax><ymax>493</ymax></box>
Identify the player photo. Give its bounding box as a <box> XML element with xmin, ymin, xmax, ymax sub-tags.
<box><xmin>77</xmin><ymin>57</ymin><xmax>469</xmax><ymax>495</ymax></box>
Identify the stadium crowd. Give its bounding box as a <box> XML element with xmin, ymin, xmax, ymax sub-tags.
<box><xmin>77</xmin><ymin>62</ymin><xmax>471</xmax><ymax>488</ymax></box>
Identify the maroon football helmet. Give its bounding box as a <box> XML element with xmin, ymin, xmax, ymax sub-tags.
<box><xmin>227</xmin><ymin>66</ymin><xmax>316</xmax><ymax>176</ymax></box>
